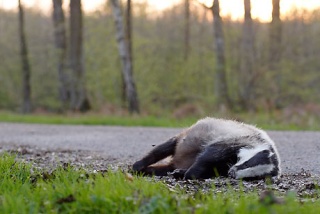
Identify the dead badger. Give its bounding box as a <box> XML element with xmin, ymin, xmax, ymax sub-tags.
<box><xmin>133</xmin><ymin>117</ymin><xmax>281</xmax><ymax>180</ymax></box>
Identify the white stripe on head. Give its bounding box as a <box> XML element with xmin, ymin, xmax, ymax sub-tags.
<box><xmin>234</xmin><ymin>164</ymin><xmax>275</xmax><ymax>179</ymax></box>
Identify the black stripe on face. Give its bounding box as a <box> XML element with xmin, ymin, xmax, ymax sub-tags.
<box><xmin>268</xmin><ymin>149</ymin><xmax>280</xmax><ymax>176</ymax></box>
<box><xmin>236</xmin><ymin>150</ymin><xmax>272</xmax><ymax>170</ymax></box>
<box><xmin>269</xmin><ymin>146</ymin><xmax>279</xmax><ymax>166</ymax></box>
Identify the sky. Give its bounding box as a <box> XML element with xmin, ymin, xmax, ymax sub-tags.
<box><xmin>1</xmin><ymin>0</ymin><xmax>320</xmax><ymax>22</ymax></box>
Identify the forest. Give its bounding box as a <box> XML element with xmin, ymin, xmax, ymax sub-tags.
<box><xmin>0</xmin><ymin>0</ymin><xmax>320</xmax><ymax>121</ymax></box>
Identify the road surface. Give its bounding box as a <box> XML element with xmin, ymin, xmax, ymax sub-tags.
<box><xmin>0</xmin><ymin>122</ymin><xmax>319</xmax><ymax>175</ymax></box>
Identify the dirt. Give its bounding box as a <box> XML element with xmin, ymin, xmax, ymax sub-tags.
<box><xmin>1</xmin><ymin>145</ymin><xmax>319</xmax><ymax>200</ymax></box>
<box><xmin>0</xmin><ymin>145</ymin><xmax>125</xmax><ymax>173</ymax></box>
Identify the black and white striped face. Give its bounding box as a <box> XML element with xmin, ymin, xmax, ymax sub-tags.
<box><xmin>228</xmin><ymin>144</ymin><xmax>279</xmax><ymax>179</ymax></box>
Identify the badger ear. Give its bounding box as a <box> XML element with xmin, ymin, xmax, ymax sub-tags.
<box><xmin>171</xmin><ymin>136</ymin><xmax>179</xmax><ymax>142</ymax></box>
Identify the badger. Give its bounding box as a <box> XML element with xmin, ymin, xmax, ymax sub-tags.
<box><xmin>132</xmin><ymin>117</ymin><xmax>281</xmax><ymax>180</ymax></box>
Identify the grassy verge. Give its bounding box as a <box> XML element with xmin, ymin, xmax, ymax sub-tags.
<box><xmin>0</xmin><ymin>111</ymin><xmax>196</xmax><ymax>127</ymax></box>
<box><xmin>1</xmin><ymin>154</ymin><xmax>319</xmax><ymax>213</ymax></box>
<box><xmin>0</xmin><ymin>111</ymin><xmax>319</xmax><ymax>130</ymax></box>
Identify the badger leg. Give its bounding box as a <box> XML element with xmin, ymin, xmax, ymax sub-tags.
<box><xmin>132</xmin><ymin>137</ymin><xmax>178</xmax><ymax>176</ymax></box>
<box><xmin>184</xmin><ymin>142</ymin><xmax>241</xmax><ymax>179</ymax></box>
<box><xmin>139</xmin><ymin>164</ymin><xmax>175</xmax><ymax>176</ymax></box>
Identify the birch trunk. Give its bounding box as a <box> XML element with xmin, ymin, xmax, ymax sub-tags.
<box><xmin>52</xmin><ymin>0</ymin><xmax>69</xmax><ymax>108</ymax></box>
<box><xmin>111</xmin><ymin>0</ymin><xmax>140</xmax><ymax>114</ymax></box>
<box><xmin>18</xmin><ymin>0</ymin><xmax>32</xmax><ymax>113</ymax></box>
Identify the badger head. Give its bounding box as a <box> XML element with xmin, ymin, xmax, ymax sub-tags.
<box><xmin>228</xmin><ymin>144</ymin><xmax>280</xmax><ymax>179</ymax></box>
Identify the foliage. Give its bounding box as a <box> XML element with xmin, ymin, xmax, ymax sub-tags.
<box><xmin>0</xmin><ymin>3</ymin><xmax>320</xmax><ymax>114</ymax></box>
<box><xmin>0</xmin><ymin>154</ymin><xmax>320</xmax><ymax>213</ymax></box>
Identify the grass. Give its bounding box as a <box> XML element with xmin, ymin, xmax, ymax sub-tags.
<box><xmin>0</xmin><ymin>110</ymin><xmax>320</xmax><ymax>130</ymax></box>
<box><xmin>1</xmin><ymin>154</ymin><xmax>320</xmax><ymax>213</ymax></box>
<box><xmin>0</xmin><ymin>111</ymin><xmax>196</xmax><ymax>128</ymax></box>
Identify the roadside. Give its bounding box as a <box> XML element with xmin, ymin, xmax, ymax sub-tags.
<box><xmin>1</xmin><ymin>122</ymin><xmax>320</xmax><ymax>174</ymax></box>
<box><xmin>1</xmin><ymin>122</ymin><xmax>320</xmax><ymax>198</ymax></box>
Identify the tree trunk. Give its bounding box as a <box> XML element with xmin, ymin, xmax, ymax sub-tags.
<box><xmin>52</xmin><ymin>0</ymin><xmax>70</xmax><ymax>108</ymax></box>
<box><xmin>211</xmin><ymin>0</ymin><xmax>231</xmax><ymax>109</ymax></box>
<box><xmin>121</xmin><ymin>0</ymin><xmax>132</xmax><ymax>107</ymax></box>
<box><xmin>69</xmin><ymin>0</ymin><xmax>90</xmax><ymax>112</ymax></box>
<box><xmin>184</xmin><ymin>0</ymin><xmax>190</xmax><ymax>60</ymax></box>
<box><xmin>269</xmin><ymin>0</ymin><xmax>282</xmax><ymax>108</ymax></box>
<box><xmin>125</xmin><ymin>0</ymin><xmax>133</xmax><ymax>61</ymax></box>
<box><xmin>111</xmin><ymin>0</ymin><xmax>140</xmax><ymax>114</ymax></box>
<box><xmin>239</xmin><ymin>0</ymin><xmax>256</xmax><ymax>110</ymax></box>
<box><xmin>18</xmin><ymin>0</ymin><xmax>32</xmax><ymax>113</ymax></box>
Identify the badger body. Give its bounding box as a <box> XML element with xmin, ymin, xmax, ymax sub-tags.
<box><xmin>132</xmin><ymin>117</ymin><xmax>281</xmax><ymax>180</ymax></box>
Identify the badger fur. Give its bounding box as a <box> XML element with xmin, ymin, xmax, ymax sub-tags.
<box><xmin>132</xmin><ymin>117</ymin><xmax>281</xmax><ymax>180</ymax></box>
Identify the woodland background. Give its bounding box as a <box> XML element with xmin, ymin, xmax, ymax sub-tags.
<box><xmin>0</xmin><ymin>0</ymin><xmax>320</xmax><ymax>121</ymax></box>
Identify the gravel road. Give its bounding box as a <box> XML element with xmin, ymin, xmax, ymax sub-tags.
<box><xmin>0</xmin><ymin>122</ymin><xmax>319</xmax><ymax>175</ymax></box>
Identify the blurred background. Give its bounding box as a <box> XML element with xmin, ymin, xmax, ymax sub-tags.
<box><xmin>0</xmin><ymin>0</ymin><xmax>320</xmax><ymax>127</ymax></box>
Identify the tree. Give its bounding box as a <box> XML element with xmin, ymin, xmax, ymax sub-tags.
<box><xmin>197</xmin><ymin>0</ymin><xmax>231</xmax><ymax>109</ymax></box>
<box><xmin>239</xmin><ymin>0</ymin><xmax>256</xmax><ymax>110</ymax></box>
<box><xmin>184</xmin><ymin>0</ymin><xmax>190</xmax><ymax>60</ymax></box>
<box><xmin>211</xmin><ymin>0</ymin><xmax>231</xmax><ymax>109</ymax></box>
<box><xmin>125</xmin><ymin>0</ymin><xmax>133</xmax><ymax>61</ymax></box>
<box><xmin>69</xmin><ymin>0</ymin><xmax>90</xmax><ymax>111</ymax></box>
<box><xmin>110</xmin><ymin>0</ymin><xmax>140</xmax><ymax>114</ymax></box>
<box><xmin>52</xmin><ymin>0</ymin><xmax>69</xmax><ymax>108</ymax></box>
<box><xmin>269</xmin><ymin>0</ymin><xmax>282</xmax><ymax>107</ymax></box>
<box><xmin>121</xmin><ymin>0</ymin><xmax>133</xmax><ymax>107</ymax></box>
<box><xmin>18</xmin><ymin>0</ymin><xmax>32</xmax><ymax>113</ymax></box>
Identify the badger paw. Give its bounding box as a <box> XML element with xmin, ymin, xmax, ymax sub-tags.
<box><xmin>168</xmin><ymin>169</ymin><xmax>187</xmax><ymax>179</ymax></box>
<box><xmin>132</xmin><ymin>160</ymin><xmax>145</xmax><ymax>172</ymax></box>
